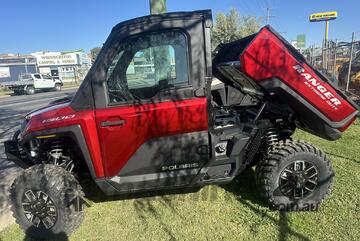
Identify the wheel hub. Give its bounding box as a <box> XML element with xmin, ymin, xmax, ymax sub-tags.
<box><xmin>279</xmin><ymin>160</ymin><xmax>319</xmax><ymax>199</ymax></box>
<box><xmin>22</xmin><ymin>190</ymin><xmax>57</xmax><ymax>229</ymax></box>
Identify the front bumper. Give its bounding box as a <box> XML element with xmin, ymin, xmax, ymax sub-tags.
<box><xmin>4</xmin><ymin>130</ymin><xmax>31</xmax><ymax>169</ymax></box>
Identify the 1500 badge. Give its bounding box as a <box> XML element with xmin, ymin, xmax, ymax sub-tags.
<box><xmin>42</xmin><ymin>114</ymin><xmax>76</xmax><ymax>123</ymax></box>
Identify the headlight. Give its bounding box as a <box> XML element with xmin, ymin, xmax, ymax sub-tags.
<box><xmin>25</xmin><ymin>114</ymin><xmax>31</xmax><ymax>121</ymax></box>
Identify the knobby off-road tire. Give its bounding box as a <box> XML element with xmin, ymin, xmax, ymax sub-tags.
<box><xmin>255</xmin><ymin>140</ymin><xmax>334</xmax><ymax>211</ymax></box>
<box><xmin>10</xmin><ymin>164</ymin><xmax>84</xmax><ymax>240</ymax></box>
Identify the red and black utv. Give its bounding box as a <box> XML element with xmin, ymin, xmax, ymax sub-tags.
<box><xmin>5</xmin><ymin>10</ymin><xmax>359</xmax><ymax>239</ymax></box>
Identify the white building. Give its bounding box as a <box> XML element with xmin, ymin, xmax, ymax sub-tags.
<box><xmin>31</xmin><ymin>50</ymin><xmax>91</xmax><ymax>82</ymax></box>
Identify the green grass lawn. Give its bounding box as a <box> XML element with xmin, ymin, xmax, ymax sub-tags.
<box><xmin>62</xmin><ymin>82</ymin><xmax>81</xmax><ymax>89</ymax></box>
<box><xmin>1</xmin><ymin>122</ymin><xmax>360</xmax><ymax>241</ymax></box>
<box><xmin>0</xmin><ymin>89</ymin><xmax>12</xmax><ymax>96</ymax></box>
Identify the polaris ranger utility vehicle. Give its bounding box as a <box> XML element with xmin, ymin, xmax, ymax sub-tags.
<box><xmin>1</xmin><ymin>73</ymin><xmax>63</xmax><ymax>95</ymax></box>
<box><xmin>5</xmin><ymin>10</ymin><xmax>359</xmax><ymax>239</ymax></box>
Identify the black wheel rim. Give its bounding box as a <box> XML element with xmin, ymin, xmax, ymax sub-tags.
<box><xmin>22</xmin><ymin>190</ymin><xmax>57</xmax><ymax>229</ymax></box>
<box><xmin>279</xmin><ymin>160</ymin><xmax>318</xmax><ymax>200</ymax></box>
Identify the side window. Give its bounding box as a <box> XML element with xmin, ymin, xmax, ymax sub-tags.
<box><xmin>43</xmin><ymin>75</ymin><xmax>52</xmax><ymax>79</ymax></box>
<box><xmin>106</xmin><ymin>32</ymin><xmax>189</xmax><ymax>104</ymax></box>
<box><xmin>34</xmin><ymin>74</ymin><xmax>41</xmax><ymax>79</ymax></box>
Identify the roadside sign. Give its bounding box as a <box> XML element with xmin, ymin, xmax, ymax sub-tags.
<box><xmin>297</xmin><ymin>34</ymin><xmax>306</xmax><ymax>49</ymax></box>
<box><xmin>310</xmin><ymin>11</ymin><xmax>337</xmax><ymax>22</ymax></box>
<box><xmin>0</xmin><ymin>67</ymin><xmax>10</xmax><ymax>78</ymax></box>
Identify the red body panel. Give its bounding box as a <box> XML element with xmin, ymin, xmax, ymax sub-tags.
<box><xmin>24</xmin><ymin>98</ymin><xmax>208</xmax><ymax>178</ymax></box>
<box><xmin>24</xmin><ymin>103</ymin><xmax>105</xmax><ymax>177</ymax></box>
<box><xmin>95</xmin><ymin>98</ymin><xmax>208</xmax><ymax>177</ymax></box>
<box><xmin>240</xmin><ymin>27</ymin><xmax>356</xmax><ymax>123</ymax></box>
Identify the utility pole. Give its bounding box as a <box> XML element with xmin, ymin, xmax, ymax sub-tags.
<box><xmin>333</xmin><ymin>40</ymin><xmax>337</xmax><ymax>79</ymax></box>
<box><xmin>310</xmin><ymin>45</ymin><xmax>314</xmax><ymax>65</ymax></box>
<box><xmin>323</xmin><ymin>39</ymin><xmax>327</xmax><ymax>69</ymax></box>
<box><xmin>309</xmin><ymin>11</ymin><xmax>337</xmax><ymax>70</ymax></box>
<box><xmin>24</xmin><ymin>58</ymin><xmax>28</xmax><ymax>73</ymax></box>
<box><xmin>324</xmin><ymin>20</ymin><xmax>330</xmax><ymax>71</ymax></box>
<box><xmin>346</xmin><ymin>32</ymin><xmax>355</xmax><ymax>92</ymax></box>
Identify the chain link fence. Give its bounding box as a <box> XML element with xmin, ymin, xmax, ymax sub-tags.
<box><xmin>302</xmin><ymin>35</ymin><xmax>360</xmax><ymax>104</ymax></box>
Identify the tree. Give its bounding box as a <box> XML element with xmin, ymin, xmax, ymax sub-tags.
<box><xmin>90</xmin><ymin>47</ymin><xmax>102</xmax><ymax>63</ymax></box>
<box><xmin>212</xmin><ymin>8</ymin><xmax>261</xmax><ymax>50</ymax></box>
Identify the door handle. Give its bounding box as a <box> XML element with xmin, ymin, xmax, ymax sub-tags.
<box><xmin>101</xmin><ymin>119</ymin><xmax>125</xmax><ymax>127</ymax></box>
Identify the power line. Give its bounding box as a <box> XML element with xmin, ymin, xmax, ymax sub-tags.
<box><xmin>255</xmin><ymin>0</ymin><xmax>263</xmax><ymax>9</ymax></box>
<box><xmin>238</xmin><ymin>1</ymin><xmax>252</xmax><ymax>14</ymax></box>
<box><xmin>263</xmin><ymin>6</ymin><xmax>275</xmax><ymax>25</ymax></box>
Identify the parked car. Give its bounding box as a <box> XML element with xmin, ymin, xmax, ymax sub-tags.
<box><xmin>1</xmin><ymin>73</ymin><xmax>63</xmax><ymax>95</ymax></box>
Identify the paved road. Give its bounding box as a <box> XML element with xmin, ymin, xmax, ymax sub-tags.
<box><xmin>0</xmin><ymin>89</ymin><xmax>77</xmax><ymax>231</ymax></box>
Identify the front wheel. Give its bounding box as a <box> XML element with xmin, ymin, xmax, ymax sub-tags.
<box><xmin>10</xmin><ymin>165</ymin><xmax>84</xmax><ymax>239</ymax></box>
<box><xmin>54</xmin><ymin>83</ymin><xmax>62</xmax><ymax>91</ymax></box>
<box><xmin>256</xmin><ymin>140</ymin><xmax>334</xmax><ymax>211</ymax></box>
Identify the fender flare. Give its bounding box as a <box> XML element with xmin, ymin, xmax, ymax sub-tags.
<box><xmin>21</xmin><ymin>125</ymin><xmax>97</xmax><ymax>178</ymax></box>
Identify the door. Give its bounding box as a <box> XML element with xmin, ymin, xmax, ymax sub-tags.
<box><xmin>32</xmin><ymin>74</ymin><xmax>43</xmax><ymax>88</ymax></box>
<box><xmin>93</xmin><ymin>11</ymin><xmax>213</xmax><ymax>192</ymax></box>
<box><xmin>41</xmin><ymin>74</ymin><xmax>55</xmax><ymax>88</ymax></box>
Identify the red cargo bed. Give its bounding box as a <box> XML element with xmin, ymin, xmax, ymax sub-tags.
<box><xmin>213</xmin><ymin>26</ymin><xmax>359</xmax><ymax>140</ymax></box>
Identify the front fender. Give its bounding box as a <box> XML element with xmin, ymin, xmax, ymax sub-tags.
<box><xmin>19</xmin><ymin>125</ymin><xmax>97</xmax><ymax>178</ymax></box>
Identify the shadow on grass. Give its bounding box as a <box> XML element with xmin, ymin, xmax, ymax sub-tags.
<box><xmin>222</xmin><ymin>168</ymin><xmax>311</xmax><ymax>241</ymax></box>
<box><xmin>79</xmin><ymin>168</ymin><xmax>310</xmax><ymax>241</ymax></box>
<box><xmin>325</xmin><ymin>151</ymin><xmax>359</xmax><ymax>164</ymax></box>
<box><xmin>220</xmin><ymin>167</ymin><xmax>268</xmax><ymax>207</ymax></box>
<box><xmin>23</xmin><ymin>227</ymin><xmax>69</xmax><ymax>241</ymax></box>
<box><xmin>133</xmin><ymin>197</ymin><xmax>178</xmax><ymax>241</ymax></box>
<box><xmin>80</xmin><ymin>178</ymin><xmax>196</xmax><ymax>241</ymax></box>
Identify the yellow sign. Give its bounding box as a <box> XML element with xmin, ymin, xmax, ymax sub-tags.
<box><xmin>310</xmin><ymin>11</ymin><xmax>338</xmax><ymax>22</ymax></box>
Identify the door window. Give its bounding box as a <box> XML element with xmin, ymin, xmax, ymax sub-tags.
<box><xmin>33</xmin><ymin>74</ymin><xmax>41</xmax><ymax>79</ymax></box>
<box><xmin>106</xmin><ymin>31</ymin><xmax>189</xmax><ymax>103</ymax></box>
<box><xmin>42</xmin><ymin>75</ymin><xmax>52</xmax><ymax>79</ymax></box>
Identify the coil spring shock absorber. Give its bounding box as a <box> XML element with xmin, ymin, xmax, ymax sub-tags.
<box><xmin>48</xmin><ymin>140</ymin><xmax>64</xmax><ymax>163</ymax></box>
<box><xmin>265</xmin><ymin>127</ymin><xmax>280</xmax><ymax>147</ymax></box>
<box><xmin>48</xmin><ymin>139</ymin><xmax>74</xmax><ymax>172</ymax></box>
<box><xmin>263</xmin><ymin>127</ymin><xmax>280</xmax><ymax>158</ymax></box>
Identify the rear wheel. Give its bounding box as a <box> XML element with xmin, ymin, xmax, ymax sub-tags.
<box><xmin>256</xmin><ymin>140</ymin><xmax>334</xmax><ymax>211</ymax></box>
<box><xmin>13</xmin><ymin>90</ymin><xmax>23</xmax><ymax>95</ymax></box>
<box><xmin>26</xmin><ymin>86</ymin><xmax>35</xmax><ymax>95</ymax></box>
<box><xmin>10</xmin><ymin>164</ymin><xmax>84</xmax><ymax>239</ymax></box>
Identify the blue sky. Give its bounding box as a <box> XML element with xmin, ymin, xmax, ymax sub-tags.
<box><xmin>1</xmin><ymin>0</ymin><xmax>359</xmax><ymax>54</ymax></box>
